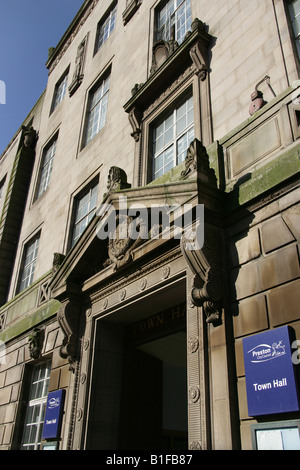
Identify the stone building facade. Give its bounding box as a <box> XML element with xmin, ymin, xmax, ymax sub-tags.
<box><xmin>0</xmin><ymin>0</ymin><xmax>300</xmax><ymax>450</ymax></box>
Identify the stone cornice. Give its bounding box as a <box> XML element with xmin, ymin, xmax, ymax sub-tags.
<box><xmin>46</xmin><ymin>0</ymin><xmax>98</xmax><ymax>75</ymax></box>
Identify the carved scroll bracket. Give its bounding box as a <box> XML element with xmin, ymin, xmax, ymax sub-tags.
<box><xmin>181</xmin><ymin>226</ymin><xmax>223</xmax><ymax>325</ymax></box>
<box><xmin>188</xmin><ymin>18</ymin><xmax>209</xmax><ymax>81</ymax></box>
<box><xmin>189</xmin><ymin>39</ymin><xmax>208</xmax><ymax>81</ymax></box>
<box><xmin>57</xmin><ymin>295</ymin><xmax>82</xmax><ymax>372</ymax></box>
<box><xmin>128</xmin><ymin>106</ymin><xmax>142</xmax><ymax>142</ymax></box>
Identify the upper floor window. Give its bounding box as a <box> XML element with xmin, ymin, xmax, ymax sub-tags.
<box><xmin>17</xmin><ymin>233</ymin><xmax>40</xmax><ymax>294</ymax></box>
<box><xmin>21</xmin><ymin>362</ymin><xmax>51</xmax><ymax>450</ymax></box>
<box><xmin>71</xmin><ymin>181</ymin><xmax>98</xmax><ymax>247</ymax></box>
<box><xmin>153</xmin><ymin>94</ymin><xmax>194</xmax><ymax>180</ymax></box>
<box><xmin>35</xmin><ymin>137</ymin><xmax>57</xmax><ymax>199</ymax></box>
<box><xmin>95</xmin><ymin>3</ymin><xmax>117</xmax><ymax>53</ymax></box>
<box><xmin>85</xmin><ymin>73</ymin><xmax>110</xmax><ymax>146</ymax></box>
<box><xmin>0</xmin><ymin>175</ymin><xmax>6</xmax><ymax>200</ymax></box>
<box><xmin>156</xmin><ymin>0</ymin><xmax>192</xmax><ymax>45</ymax></box>
<box><xmin>51</xmin><ymin>68</ymin><xmax>69</xmax><ymax>113</ymax></box>
<box><xmin>288</xmin><ymin>0</ymin><xmax>300</xmax><ymax>58</ymax></box>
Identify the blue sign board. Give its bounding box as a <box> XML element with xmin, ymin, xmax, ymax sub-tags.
<box><xmin>243</xmin><ymin>326</ymin><xmax>300</xmax><ymax>416</ymax></box>
<box><xmin>42</xmin><ymin>389</ymin><xmax>65</xmax><ymax>440</ymax></box>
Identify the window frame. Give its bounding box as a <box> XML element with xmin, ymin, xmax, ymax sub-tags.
<box><xmin>69</xmin><ymin>178</ymin><xmax>99</xmax><ymax>249</ymax></box>
<box><xmin>141</xmin><ymin>82</ymin><xmax>196</xmax><ymax>185</ymax></box>
<box><xmin>152</xmin><ymin>92</ymin><xmax>194</xmax><ymax>180</ymax></box>
<box><xmin>16</xmin><ymin>232</ymin><xmax>40</xmax><ymax>294</ymax></box>
<box><xmin>35</xmin><ymin>135</ymin><xmax>58</xmax><ymax>200</ymax></box>
<box><xmin>94</xmin><ymin>2</ymin><xmax>117</xmax><ymax>55</ymax></box>
<box><xmin>0</xmin><ymin>175</ymin><xmax>6</xmax><ymax>200</ymax></box>
<box><xmin>50</xmin><ymin>67</ymin><xmax>69</xmax><ymax>114</ymax></box>
<box><xmin>155</xmin><ymin>0</ymin><xmax>192</xmax><ymax>45</ymax></box>
<box><xmin>83</xmin><ymin>71</ymin><xmax>111</xmax><ymax>148</ymax></box>
<box><xmin>20</xmin><ymin>361</ymin><xmax>51</xmax><ymax>451</ymax></box>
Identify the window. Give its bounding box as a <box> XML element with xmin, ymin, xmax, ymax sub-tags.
<box><xmin>152</xmin><ymin>94</ymin><xmax>194</xmax><ymax>180</ymax></box>
<box><xmin>71</xmin><ymin>182</ymin><xmax>98</xmax><ymax>247</ymax></box>
<box><xmin>95</xmin><ymin>3</ymin><xmax>117</xmax><ymax>53</ymax></box>
<box><xmin>156</xmin><ymin>0</ymin><xmax>192</xmax><ymax>45</ymax></box>
<box><xmin>36</xmin><ymin>138</ymin><xmax>57</xmax><ymax>199</ymax></box>
<box><xmin>21</xmin><ymin>362</ymin><xmax>51</xmax><ymax>450</ymax></box>
<box><xmin>85</xmin><ymin>74</ymin><xmax>110</xmax><ymax>145</ymax></box>
<box><xmin>17</xmin><ymin>233</ymin><xmax>40</xmax><ymax>294</ymax></box>
<box><xmin>51</xmin><ymin>69</ymin><xmax>69</xmax><ymax>113</ymax></box>
<box><xmin>0</xmin><ymin>176</ymin><xmax>6</xmax><ymax>200</ymax></box>
<box><xmin>288</xmin><ymin>0</ymin><xmax>300</xmax><ymax>58</ymax></box>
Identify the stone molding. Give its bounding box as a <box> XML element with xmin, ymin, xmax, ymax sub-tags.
<box><xmin>181</xmin><ymin>226</ymin><xmax>223</xmax><ymax>325</ymax></box>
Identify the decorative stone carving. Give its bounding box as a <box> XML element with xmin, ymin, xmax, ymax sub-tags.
<box><xmin>108</xmin><ymin>213</ymin><xmax>143</xmax><ymax>269</ymax></box>
<box><xmin>181</xmin><ymin>226</ymin><xmax>223</xmax><ymax>325</ymax></box>
<box><xmin>69</xmin><ymin>34</ymin><xmax>88</xmax><ymax>96</ymax></box>
<box><xmin>57</xmin><ymin>298</ymin><xmax>81</xmax><ymax>372</ymax></box>
<box><xmin>189</xmin><ymin>441</ymin><xmax>202</xmax><ymax>450</ymax></box>
<box><xmin>188</xmin><ymin>336</ymin><xmax>199</xmax><ymax>353</ymax></box>
<box><xmin>80</xmin><ymin>372</ymin><xmax>87</xmax><ymax>384</ymax></box>
<box><xmin>120</xmin><ymin>289</ymin><xmax>127</xmax><ymax>301</ymax></box>
<box><xmin>128</xmin><ymin>106</ymin><xmax>142</xmax><ymax>142</ymax></box>
<box><xmin>28</xmin><ymin>327</ymin><xmax>44</xmax><ymax>359</ymax></box>
<box><xmin>122</xmin><ymin>0</ymin><xmax>142</xmax><ymax>25</ymax></box>
<box><xmin>181</xmin><ymin>138</ymin><xmax>217</xmax><ymax>186</ymax></box>
<box><xmin>76</xmin><ymin>408</ymin><xmax>83</xmax><ymax>421</ymax></box>
<box><xmin>162</xmin><ymin>266</ymin><xmax>170</xmax><ymax>279</ymax></box>
<box><xmin>52</xmin><ymin>252</ymin><xmax>66</xmax><ymax>275</ymax></box>
<box><xmin>150</xmin><ymin>34</ymin><xmax>179</xmax><ymax>75</ymax></box>
<box><xmin>47</xmin><ymin>0</ymin><xmax>100</xmax><ymax>75</ymax></box>
<box><xmin>103</xmin><ymin>166</ymin><xmax>131</xmax><ymax>200</ymax></box>
<box><xmin>22</xmin><ymin>126</ymin><xmax>38</xmax><ymax>149</ymax></box>
<box><xmin>189</xmin><ymin>385</ymin><xmax>200</xmax><ymax>403</ymax></box>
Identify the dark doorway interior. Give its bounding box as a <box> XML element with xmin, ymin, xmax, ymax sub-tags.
<box><xmin>86</xmin><ymin>303</ymin><xmax>187</xmax><ymax>450</ymax></box>
<box><xmin>119</xmin><ymin>307</ymin><xmax>187</xmax><ymax>450</ymax></box>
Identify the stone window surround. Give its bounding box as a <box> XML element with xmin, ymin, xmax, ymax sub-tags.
<box><xmin>34</xmin><ymin>133</ymin><xmax>59</xmax><ymax>201</ymax></box>
<box><xmin>20</xmin><ymin>361</ymin><xmax>51</xmax><ymax>450</ymax></box>
<box><xmin>124</xmin><ymin>19</ymin><xmax>213</xmax><ymax>187</ymax></box>
<box><xmin>94</xmin><ymin>0</ymin><xmax>117</xmax><ymax>55</ymax></box>
<box><xmin>64</xmin><ymin>172</ymin><xmax>100</xmax><ymax>253</ymax></box>
<box><xmin>16</xmin><ymin>230</ymin><xmax>41</xmax><ymax>296</ymax></box>
<box><xmin>79</xmin><ymin>64</ymin><xmax>112</xmax><ymax>152</ymax></box>
<box><xmin>50</xmin><ymin>66</ymin><xmax>70</xmax><ymax>115</ymax></box>
<box><xmin>144</xmin><ymin>82</ymin><xmax>195</xmax><ymax>184</ymax></box>
<box><xmin>70</xmin><ymin>181</ymin><xmax>99</xmax><ymax>248</ymax></box>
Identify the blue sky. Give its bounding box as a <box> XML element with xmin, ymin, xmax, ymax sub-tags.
<box><xmin>0</xmin><ymin>0</ymin><xmax>85</xmax><ymax>155</ymax></box>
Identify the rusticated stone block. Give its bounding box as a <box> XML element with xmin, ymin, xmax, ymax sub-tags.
<box><xmin>267</xmin><ymin>278</ymin><xmax>300</xmax><ymax>326</ymax></box>
<box><xmin>282</xmin><ymin>204</ymin><xmax>300</xmax><ymax>238</ymax></box>
<box><xmin>230</xmin><ymin>228</ymin><xmax>261</xmax><ymax>267</ymax></box>
<box><xmin>4</xmin><ymin>365</ymin><xmax>22</xmax><ymax>386</ymax></box>
<box><xmin>234</xmin><ymin>245</ymin><xmax>300</xmax><ymax>300</ymax></box>
<box><xmin>0</xmin><ymin>387</ymin><xmax>11</xmax><ymax>406</ymax></box>
<box><xmin>233</xmin><ymin>294</ymin><xmax>268</xmax><ymax>338</ymax></box>
<box><xmin>260</xmin><ymin>215</ymin><xmax>295</xmax><ymax>254</ymax></box>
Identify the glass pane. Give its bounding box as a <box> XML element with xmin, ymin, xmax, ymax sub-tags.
<box><xmin>290</xmin><ymin>0</ymin><xmax>300</xmax><ymax>17</ymax></box>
